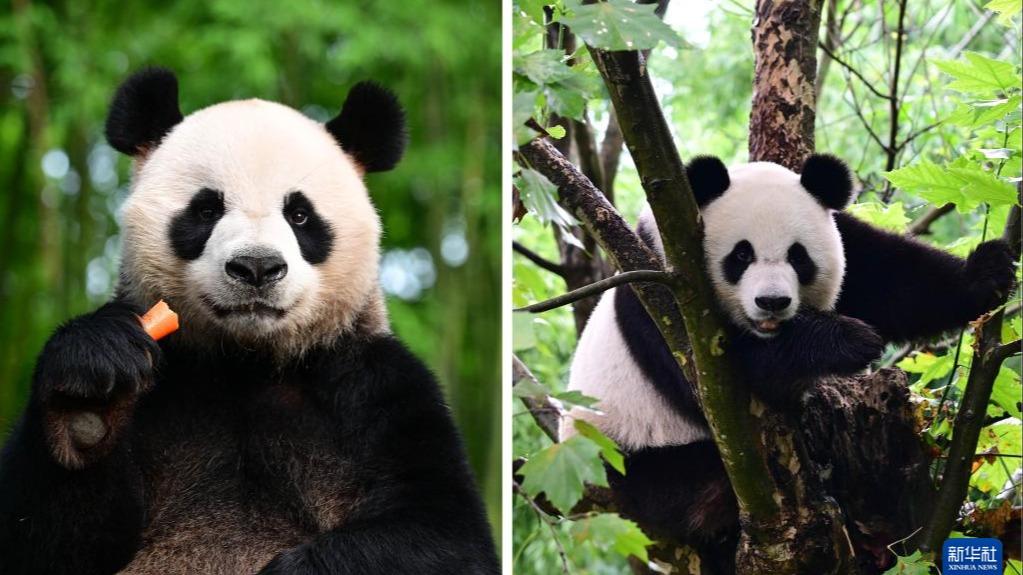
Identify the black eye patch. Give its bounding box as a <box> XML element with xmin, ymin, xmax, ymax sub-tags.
<box><xmin>170</xmin><ymin>188</ymin><xmax>225</xmax><ymax>260</ymax></box>
<box><xmin>722</xmin><ymin>240</ymin><xmax>755</xmax><ymax>284</ymax></box>
<box><xmin>787</xmin><ymin>242</ymin><xmax>818</xmax><ymax>285</ymax></box>
<box><xmin>283</xmin><ymin>191</ymin><xmax>334</xmax><ymax>265</ymax></box>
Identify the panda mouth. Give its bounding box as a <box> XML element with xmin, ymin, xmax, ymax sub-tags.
<box><xmin>755</xmin><ymin>318</ymin><xmax>781</xmax><ymax>332</ymax></box>
<box><xmin>205</xmin><ymin>299</ymin><xmax>288</xmax><ymax>319</ymax></box>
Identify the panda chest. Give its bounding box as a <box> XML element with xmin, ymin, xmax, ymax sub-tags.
<box><xmin>127</xmin><ymin>382</ymin><xmax>360</xmax><ymax>572</ymax></box>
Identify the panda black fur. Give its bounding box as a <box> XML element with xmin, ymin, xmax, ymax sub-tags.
<box><xmin>562</xmin><ymin>154</ymin><xmax>1015</xmax><ymax>565</ymax></box>
<box><xmin>0</xmin><ymin>68</ymin><xmax>498</xmax><ymax>575</ymax></box>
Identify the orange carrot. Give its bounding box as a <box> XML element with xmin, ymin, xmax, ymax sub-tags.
<box><xmin>139</xmin><ymin>300</ymin><xmax>179</xmax><ymax>341</ymax></box>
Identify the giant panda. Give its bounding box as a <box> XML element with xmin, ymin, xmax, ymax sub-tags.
<box><xmin>561</xmin><ymin>154</ymin><xmax>1015</xmax><ymax>566</ymax></box>
<box><xmin>0</xmin><ymin>68</ymin><xmax>499</xmax><ymax>575</ymax></box>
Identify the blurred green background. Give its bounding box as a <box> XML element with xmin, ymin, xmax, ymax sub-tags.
<box><xmin>0</xmin><ymin>0</ymin><xmax>502</xmax><ymax>543</ymax></box>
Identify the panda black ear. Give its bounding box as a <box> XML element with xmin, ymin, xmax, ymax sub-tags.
<box><xmin>105</xmin><ymin>67</ymin><xmax>183</xmax><ymax>157</ymax></box>
<box><xmin>686</xmin><ymin>156</ymin><xmax>730</xmax><ymax>207</ymax></box>
<box><xmin>326</xmin><ymin>82</ymin><xmax>407</xmax><ymax>173</ymax></box>
<box><xmin>800</xmin><ymin>154</ymin><xmax>854</xmax><ymax>210</ymax></box>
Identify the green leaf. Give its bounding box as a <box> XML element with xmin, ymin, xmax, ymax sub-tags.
<box><xmin>990</xmin><ymin>364</ymin><xmax>1022</xmax><ymax>418</ymax></box>
<box><xmin>846</xmin><ymin>201</ymin><xmax>910</xmax><ymax>232</ymax></box>
<box><xmin>881</xmin><ymin>550</ymin><xmax>934</xmax><ymax>575</ymax></box>
<box><xmin>570</xmin><ymin>513</ymin><xmax>654</xmax><ymax>561</ymax></box>
<box><xmin>556</xmin><ymin>0</ymin><xmax>683</xmax><ymax>51</ymax></box>
<box><xmin>516</xmin><ymin>0</ymin><xmax>551</xmax><ymax>25</ymax></box>
<box><xmin>885</xmin><ymin>161</ymin><xmax>1019</xmax><ymax>212</ymax></box>
<box><xmin>884</xmin><ymin>161</ymin><xmax>972</xmax><ymax>210</ymax></box>
<box><xmin>574</xmin><ymin>419</ymin><xmax>625</xmax><ymax>473</ymax></box>
<box><xmin>985</xmin><ymin>0</ymin><xmax>1022</xmax><ymax>25</ymax></box>
<box><xmin>551</xmin><ymin>390</ymin><xmax>600</xmax><ymax>410</ymax></box>
<box><xmin>972</xmin><ymin>418</ymin><xmax>1023</xmax><ymax>494</ymax></box>
<box><xmin>514</xmin><ymin>90</ymin><xmax>541</xmax><ymax>146</ymax></box>
<box><xmin>546</xmin><ymin>125</ymin><xmax>566</xmax><ymax>139</ymax></box>
<box><xmin>934</xmin><ymin>51</ymin><xmax>1022</xmax><ymax>95</ymax></box>
<box><xmin>519</xmin><ymin>436</ymin><xmax>608</xmax><ymax>513</ymax></box>
<box><xmin>514</xmin><ymin>49</ymin><xmax>576</xmax><ymax>85</ymax></box>
<box><xmin>947</xmin><ymin>165</ymin><xmax>1019</xmax><ymax>207</ymax></box>
<box><xmin>513</xmin><ymin>311</ymin><xmax>537</xmax><ymax>351</ymax></box>
<box><xmin>513</xmin><ymin>373</ymin><xmax>553</xmax><ymax>401</ymax></box>
<box><xmin>514</xmin><ymin>169</ymin><xmax>580</xmax><ymax>228</ymax></box>
<box><xmin>899</xmin><ymin>351</ymin><xmax>954</xmax><ymax>388</ymax></box>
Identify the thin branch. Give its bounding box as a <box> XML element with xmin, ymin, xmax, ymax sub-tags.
<box><xmin>514</xmin><ymin>482</ymin><xmax>570</xmax><ymax>574</ymax></box>
<box><xmin>599</xmin><ymin>113</ymin><xmax>624</xmax><ymax>204</ymax></box>
<box><xmin>896</xmin><ymin>121</ymin><xmax>942</xmax><ymax>152</ymax></box>
<box><xmin>817</xmin><ymin>41</ymin><xmax>892</xmax><ymax>100</ymax></box>
<box><xmin>513</xmin><ymin>241</ymin><xmax>566</xmax><ymax>276</ymax></box>
<box><xmin>882</xmin><ymin>0</ymin><xmax>909</xmax><ymax>202</ymax></box>
<box><xmin>950</xmin><ymin>10</ymin><xmax>996</xmax><ymax>57</ymax></box>
<box><xmin>845</xmin><ymin>80</ymin><xmax>889</xmax><ymax>152</ymax></box>
<box><xmin>908</xmin><ymin>203</ymin><xmax>955</xmax><ymax>235</ymax></box>
<box><xmin>515</xmin><ymin>270</ymin><xmax>672</xmax><ymax>313</ymax></box>
<box><xmin>512</xmin><ymin>355</ymin><xmax>560</xmax><ymax>441</ymax></box>
<box><xmin>993</xmin><ymin>339</ymin><xmax>1022</xmax><ymax>364</ymax></box>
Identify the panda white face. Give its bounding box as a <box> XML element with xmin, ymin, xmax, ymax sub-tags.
<box><xmin>119</xmin><ymin>100</ymin><xmax>383</xmax><ymax>350</ymax></box>
<box><xmin>701</xmin><ymin>162</ymin><xmax>846</xmax><ymax>338</ymax></box>
<box><xmin>107</xmin><ymin>69</ymin><xmax>406</xmax><ymax>355</ymax></box>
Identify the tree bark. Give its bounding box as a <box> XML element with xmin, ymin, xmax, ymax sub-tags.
<box><xmin>749</xmin><ymin>0</ymin><xmax>823</xmax><ymax>170</ymax></box>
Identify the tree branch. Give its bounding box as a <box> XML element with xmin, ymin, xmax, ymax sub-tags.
<box><xmin>908</xmin><ymin>203</ymin><xmax>955</xmax><ymax>235</ymax></box>
<box><xmin>513</xmin><ymin>241</ymin><xmax>566</xmax><ymax>276</ymax></box>
<box><xmin>599</xmin><ymin>112</ymin><xmax>624</xmax><ymax>204</ymax></box>
<box><xmin>516</xmin><ymin>138</ymin><xmax>689</xmax><ymax>351</ymax></box>
<box><xmin>882</xmin><ymin>0</ymin><xmax>909</xmax><ymax>201</ymax></box>
<box><xmin>513</xmin><ymin>355</ymin><xmax>561</xmax><ymax>441</ymax></box>
<box><xmin>818</xmin><ymin>41</ymin><xmax>892</xmax><ymax>101</ymax></box>
<box><xmin>515</xmin><ymin>270</ymin><xmax>672</xmax><ymax>313</ymax></box>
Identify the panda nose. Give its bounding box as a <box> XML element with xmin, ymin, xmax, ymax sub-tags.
<box><xmin>755</xmin><ymin>296</ymin><xmax>791</xmax><ymax>312</ymax></box>
<box><xmin>225</xmin><ymin>254</ymin><xmax>288</xmax><ymax>288</ymax></box>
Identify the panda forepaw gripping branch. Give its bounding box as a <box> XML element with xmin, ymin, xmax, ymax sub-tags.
<box><xmin>562</xmin><ymin>153</ymin><xmax>1015</xmax><ymax>556</ymax></box>
<box><xmin>0</xmin><ymin>68</ymin><xmax>498</xmax><ymax>575</ymax></box>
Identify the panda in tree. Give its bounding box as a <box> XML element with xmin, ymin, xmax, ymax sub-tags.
<box><xmin>562</xmin><ymin>154</ymin><xmax>1015</xmax><ymax>565</ymax></box>
<box><xmin>0</xmin><ymin>68</ymin><xmax>499</xmax><ymax>575</ymax></box>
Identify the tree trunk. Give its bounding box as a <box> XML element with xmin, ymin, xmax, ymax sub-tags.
<box><xmin>749</xmin><ymin>0</ymin><xmax>823</xmax><ymax>171</ymax></box>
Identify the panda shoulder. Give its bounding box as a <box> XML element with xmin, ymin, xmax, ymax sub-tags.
<box><xmin>318</xmin><ymin>335</ymin><xmax>445</xmax><ymax>406</ymax></box>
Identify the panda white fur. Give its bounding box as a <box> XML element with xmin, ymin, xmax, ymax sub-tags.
<box><xmin>0</xmin><ymin>68</ymin><xmax>498</xmax><ymax>575</ymax></box>
<box><xmin>560</xmin><ymin>154</ymin><xmax>1015</xmax><ymax>566</ymax></box>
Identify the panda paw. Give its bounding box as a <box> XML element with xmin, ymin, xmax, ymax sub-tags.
<box><xmin>33</xmin><ymin>301</ymin><xmax>159</xmax><ymax>468</ymax></box>
<box><xmin>829</xmin><ymin>316</ymin><xmax>884</xmax><ymax>374</ymax></box>
<box><xmin>965</xmin><ymin>239</ymin><xmax>1017</xmax><ymax>314</ymax></box>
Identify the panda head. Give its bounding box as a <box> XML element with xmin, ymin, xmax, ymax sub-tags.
<box><xmin>688</xmin><ymin>155</ymin><xmax>854</xmax><ymax>338</ymax></box>
<box><xmin>108</xmin><ymin>67</ymin><xmax>406</xmax><ymax>354</ymax></box>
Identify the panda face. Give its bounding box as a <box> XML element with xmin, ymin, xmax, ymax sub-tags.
<box><xmin>701</xmin><ymin>162</ymin><xmax>846</xmax><ymax>338</ymax></box>
<box><xmin>119</xmin><ymin>99</ymin><xmax>384</xmax><ymax>351</ymax></box>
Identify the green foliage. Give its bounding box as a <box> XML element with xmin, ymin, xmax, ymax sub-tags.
<box><xmin>881</xmin><ymin>550</ymin><xmax>935</xmax><ymax>575</ymax></box>
<box><xmin>935</xmin><ymin>51</ymin><xmax>1022</xmax><ymax>95</ymax></box>
<box><xmin>520</xmin><ymin>435</ymin><xmax>609</xmax><ymax>513</ymax></box>
<box><xmin>570</xmin><ymin>513</ymin><xmax>653</xmax><ymax>562</ymax></box>
<box><xmin>846</xmin><ymin>201</ymin><xmax>910</xmax><ymax>232</ymax></box>
<box><xmin>555</xmin><ymin>0</ymin><xmax>684</xmax><ymax>52</ymax></box>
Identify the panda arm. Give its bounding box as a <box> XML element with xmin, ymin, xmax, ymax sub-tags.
<box><xmin>732</xmin><ymin>309</ymin><xmax>883</xmax><ymax>407</ymax></box>
<box><xmin>0</xmin><ymin>303</ymin><xmax>152</xmax><ymax>575</ymax></box>
<box><xmin>833</xmin><ymin>212</ymin><xmax>1015</xmax><ymax>343</ymax></box>
<box><xmin>258</xmin><ymin>337</ymin><xmax>499</xmax><ymax>575</ymax></box>
<box><xmin>0</xmin><ymin>414</ymin><xmax>144</xmax><ymax>575</ymax></box>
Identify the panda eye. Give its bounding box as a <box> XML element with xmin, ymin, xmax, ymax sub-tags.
<box><xmin>735</xmin><ymin>245</ymin><xmax>754</xmax><ymax>263</ymax></box>
<box><xmin>199</xmin><ymin>208</ymin><xmax>216</xmax><ymax>222</ymax></box>
<box><xmin>289</xmin><ymin>209</ymin><xmax>309</xmax><ymax>226</ymax></box>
